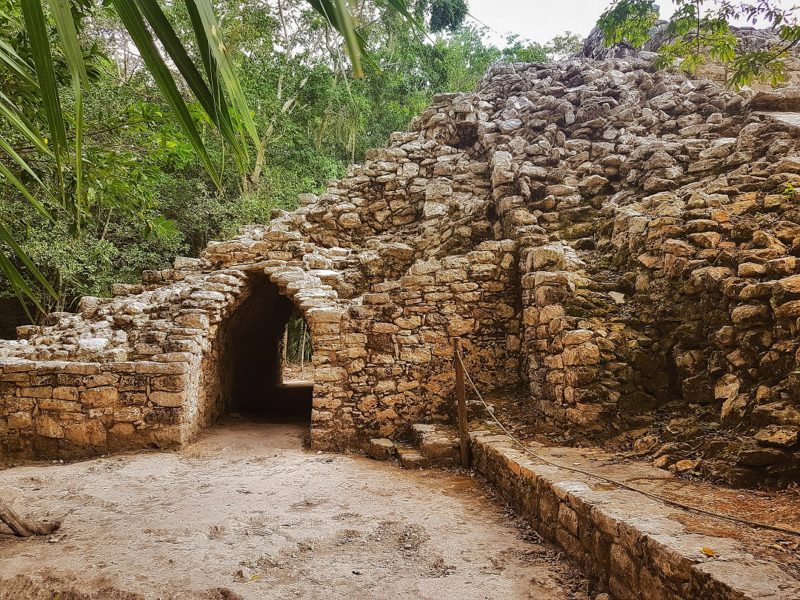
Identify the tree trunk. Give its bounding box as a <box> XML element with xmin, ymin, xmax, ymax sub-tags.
<box><xmin>0</xmin><ymin>500</ymin><xmax>60</xmax><ymax>537</ymax></box>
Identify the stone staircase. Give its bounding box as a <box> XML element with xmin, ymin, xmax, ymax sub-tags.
<box><xmin>368</xmin><ymin>423</ymin><xmax>461</xmax><ymax>469</ymax></box>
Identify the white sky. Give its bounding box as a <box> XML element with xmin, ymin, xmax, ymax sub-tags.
<box><xmin>466</xmin><ymin>0</ymin><xmax>794</xmax><ymax>45</ymax></box>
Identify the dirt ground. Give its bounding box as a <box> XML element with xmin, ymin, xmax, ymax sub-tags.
<box><xmin>0</xmin><ymin>420</ymin><xmax>588</xmax><ymax>600</ymax></box>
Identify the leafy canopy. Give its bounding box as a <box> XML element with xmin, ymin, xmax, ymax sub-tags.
<box><xmin>0</xmin><ymin>0</ymin><xmax>417</xmax><ymax>313</ymax></box>
<box><xmin>597</xmin><ymin>0</ymin><xmax>800</xmax><ymax>88</ymax></box>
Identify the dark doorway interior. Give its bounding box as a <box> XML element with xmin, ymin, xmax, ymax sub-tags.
<box><xmin>0</xmin><ymin>298</ymin><xmax>32</xmax><ymax>339</ymax></box>
<box><xmin>217</xmin><ymin>277</ymin><xmax>312</xmax><ymax>420</ymax></box>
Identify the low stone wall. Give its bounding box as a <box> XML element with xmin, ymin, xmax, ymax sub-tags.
<box><xmin>0</xmin><ymin>358</ymin><xmax>191</xmax><ymax>459</ymax></box>
<box><xmin>470</xmin><ymin>430</ymin><xmax>799</xmax><ymax>600</ymax></box>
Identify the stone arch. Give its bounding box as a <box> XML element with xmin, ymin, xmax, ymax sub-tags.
<box><xmin>194</xmin><ymin>265</ymin><xmax>345</xmax><ymax>449</ymax></box>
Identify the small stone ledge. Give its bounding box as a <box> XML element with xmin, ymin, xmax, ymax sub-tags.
<box><xmin>469</xmin><ymin>430</ymin><xmax>800</xmax><ymax>600</ymax></box>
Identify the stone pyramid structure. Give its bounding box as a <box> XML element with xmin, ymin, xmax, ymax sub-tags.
<box><xmin>1</xmin><ymin>56</ymin><xmax>799</xmax><ymax>485</ymax></box>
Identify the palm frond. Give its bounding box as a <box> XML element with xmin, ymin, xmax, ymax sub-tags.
<box><xmin>21</xmin><ymin>0</ymin><xmax>68</xmax><ymax>200</ymax></box>
<box><xmin>190</xmin><ymin>0</ymin><xmax>260</xmax><ymax>148</ymax></box>
<box><xmin>136</xmin><ymin>0</ymin><xmax>250</xmax><ymax>169</ymax></box>
<box><xmin>112</xmin><ymin>0</ymin><xmax>222</xmax><ymax>189</ymax></box>
<box><xmin>0</xmin><ymin>39</ymin><xmax>38</xmax><ymax>86</ymax></box>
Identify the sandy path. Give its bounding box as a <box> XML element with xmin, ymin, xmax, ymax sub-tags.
<box><xmin>0</xmin><ymin>420</ymin><xmax>588</xmax><ymax>600</ymax></box>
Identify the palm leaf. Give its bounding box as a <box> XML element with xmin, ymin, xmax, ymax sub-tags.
<box><xmin>0</xmin><ymin>92</ymin><xmax>53</xmax><ymax>158</ymax></box>
<box><xmin>46</xmin><ymin>0</ymin><xmax>88</xmax><ymax>85</ymax></box>
<box><xmin>385</xmin><ymin>0</ymin><xmax>422</xmax><ymax>30</ymax></box>
<box><xmin>0</xmin><ymin>160</ymin><xmax>50</xmax><ymax>219</ymax></box>
<box><xmin>20</xmin><ymin>0</ymin><xmax>67</xmax><ymax>196</ymax></box>
<box><xmin>307</xmin><ymin>0</ymin><xmax>364</xmax><ymax>76</ymax></box>
<box><xmin>0</xmin><ymin>39</ymin><xmax>37</xmax><ymax>86</ymax></box>
<box><xmin>306</xmin><ymin>0</ymin><xmax>417</xmax><ymax>76</ymax></box>
<box><xmin>71</xmin><ymin>74</ymin><xmax>84</xmax><ymax>232</ymax></box>
<box><xmin>334</xmin><ymin>0</ymin><xmax>362</xmax><ymax>77</ymax></box>
<box><xmin>0</xmin><ymin>137</ymin><xmax>46</xmax><ymax>185</ymax></box>
<box><xmin>0</xmin><ymin>222</ymin><xmax>57</xmax><ymax>299</ymax></box>
<box><xmin>112</xmin><ymin>0</ymin><xmax>222</xmax><ymax>188</ymax></box>
<box><xmin>183</xmin><ymin>0</ymin><xmax>223</xmax><ymax>111</ymax></box>
<box><xmin>0</xmin><ymin>250</ymin><xmax>40</xmax><ymax>319</ymax></box>
<box><xmin>0</xmin><ymin>221</ymin><xmax>58</xmax><ymax>318</ymax></box>
<box><xmin>136</xmin><ymin>0</ymin><xmax>249</xmax><ymax>169</ymax></box>
<box><xmin>0</xmin><ymin>93</ymin><xmax>57</xmax><ymax>212</ymax></box>
<box><xmin>47</xmin><ymin>0</ymin><xmax>89</xmax><ymax>231</ymax></box>
<box><xmin>190</xmin><ymin>0</ymin><xmax>260</xmax><ymax>149</ymax></box>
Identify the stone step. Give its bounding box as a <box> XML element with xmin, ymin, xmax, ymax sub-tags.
<box><xmin>411</xmin><ymin>423</ymin><xmax>460</xmax><ymax>466</ymax></box>
<box><xmin>470</xmin><ymin>430</ymin><xmax>800</xmax><ymax>600</ymax></box>
<box><xmin>367</xmin><ymin>438</ymin><xmax>396</xmax><ymax>461</ymax></box>
<box><xmin>111</xmin><ymin>283</ymin><xmax>144</xmax><ymax>297</ymax></box>
<box><xmin>394</xmin><ymin>443</ymin><xmax>430</xmax><ymax>469</ymax></box>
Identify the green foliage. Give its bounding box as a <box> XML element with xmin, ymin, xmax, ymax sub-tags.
<box><xmin>652</xmin><ymin>1</ymin><xmax>738</xmax><ymax>75</ymax></box>
<box><xmin>284</xmin><ymin>313</ymin><xmax>311</xmax><ymax>364</ymax></box>
<box><xmin>0</xmin><ymin>0</ymin><xmax>419</xmax><ymax>314</ymax></box>
<box><xmin>597</xmin><ymin>0</ymin><xmax>800</xmax><ymax>89</ymax></box>
<box><xmin>597</xmin><ymin>0</ymin><xmax>659</xmax><ymax>48</ymax></box>
<box><xmin>422</xmin><ymin>0</ymin><xmax>469</xmax><ymax>33</ymax></box>
<box><xmin>501</xmin><ymin>35</ymin><xmax>549</xmax><ymax>63</ymax></box>
<box><xmin>0</xmin><ymin>0</ymin><xmax>571</xmax><ymax>323</ymax></box>
<box><xmin>545</xmin><ymin>31</ymin><xmax>585</xmax><ymax>60</ymax></box>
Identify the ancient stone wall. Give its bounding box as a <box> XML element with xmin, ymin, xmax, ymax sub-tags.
<box><xmin>1</xmin><ymin>53</ymin><xmax>798</xmax><ymax>485</ymax></box>
<box><xmin>468</xmin><ymin>59</ymin><xmax>800</xmax><ymax>485</ymax></box>
<box><xmin>342</xmin><ymin>241</ymin><xmax>521</xmax><ymax>440</ymax></box>
<box><xmin>0</xmin><ymin>358</ymin><xmax>191</xmax><ymax>457</ymax></box>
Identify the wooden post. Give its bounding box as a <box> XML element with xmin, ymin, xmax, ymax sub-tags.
<box><xmin>453</xmin><ymin>337</ymin><xmax>470</xmax><ymax>467</ymax></box>
<box><xmin>281</xmin><ymin>326</ymin><xmax>288</xmax><ymax>384</ymax></box>
<box><xmin>300</xmin><ymin>321</ymin><xmax>306</xmax><ymax>370</ymax></box>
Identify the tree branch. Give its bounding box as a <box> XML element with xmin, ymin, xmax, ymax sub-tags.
<box><xmin>0</xmin><ymin>499</ymin><xmax>61</xmax><ymax>537</ymax></box>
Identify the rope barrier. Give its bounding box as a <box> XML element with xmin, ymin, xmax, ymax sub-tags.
<box><xmin>453</xmin><ymin>350</ymin><xmax>800</xmax><ymax>539</ymax></box>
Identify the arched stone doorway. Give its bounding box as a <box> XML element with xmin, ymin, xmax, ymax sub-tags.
<box><xmin>207</xmin><ymin>275</ymin><xmax>313</xmax><ymax>425</ymax></box>
<box><xmin>193</xmin><ymin>266</ymin><xmax>345</xmax><ymax>450</ymax></box>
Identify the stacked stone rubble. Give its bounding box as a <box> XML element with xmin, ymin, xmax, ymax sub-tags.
<box><xmin>0</xmin><ymin>54</ymin><xmax>798</xmax><ymax>485</ymax></box>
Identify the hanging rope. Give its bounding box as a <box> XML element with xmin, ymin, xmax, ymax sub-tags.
<box><xmin>453</xmin><ymin>350</ymin><xmax>800</xmax><ymax>538</ymax></box>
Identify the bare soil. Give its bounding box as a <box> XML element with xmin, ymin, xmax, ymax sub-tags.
<box><xmin>0</xmin><ymin>420</ymin><xmax>588</xmax><ymax>600</ymax></box>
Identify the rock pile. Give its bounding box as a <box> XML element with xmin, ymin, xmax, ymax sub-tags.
<box><xmin>1</xmin><ymin>54</ymin><xmax>798</xmax><ymax>485</ymax></box>
<box><xmin>582</xmin><ymin>22</ymin><xmax>800</xmax><ymax>88</ymax></box>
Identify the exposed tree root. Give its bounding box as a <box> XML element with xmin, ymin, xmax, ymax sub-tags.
<box><xmin>0</xmin><ymin>500</ymin><xmax>60</xmax><ymax>537</ymax></box>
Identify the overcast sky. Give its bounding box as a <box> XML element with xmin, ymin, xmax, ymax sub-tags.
<box><xmin>465</xmin><ymin>0</ymin><xmax>792</xmax><ymax>45</ymax></box>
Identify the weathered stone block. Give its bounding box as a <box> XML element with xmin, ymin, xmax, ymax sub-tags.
<box><xmin>7</xmin><ymin>411</ymin><xmax>32</xmax><ymax>429</ymax></box>
<box><xmin>367</xmin><ymin>438</ymin><xmax>396</xmax><ymax>460</ymax></box>
<box><xmin>65</xmin><ymin>419</ymin><xmax>107</xmax><ymax>446</ymax></box>
<box><xmin>82</xmin><ymin>387</ymin><xmax>119</xmax><ymax>407</ymax></box>
<box><xmin>149</xmin><ymin>391</ymin><xmax>183</xmax><ymax>408</ymax></box>
<box><xmin>35</xmin><ymin>414</ymin><xmax>64</xmax><ymax>438</ymax></box>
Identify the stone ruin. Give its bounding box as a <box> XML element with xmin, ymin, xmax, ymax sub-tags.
<box><xmin>583</xmin><ymin>23</ymin><xmax>800</xmax><ymax>88</ymax></box>
<box><xmin>1</xmin><ymin>55</ymin><xmax>799</xmax><ymax>487</ymax></box>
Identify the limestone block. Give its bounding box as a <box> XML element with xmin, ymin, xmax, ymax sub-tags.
<box><xmin>35</xmin><ymin>414</ymin><xmax>64</xmax><ymax>438</ymax></box>
<box><xmin>65</xmin><ymin>419</ymin><xmax>107</xmax><ymax>446</ymax></box>
<box><xmin>713</xmin><ymin>374</ymin><xmax>741</xmax><ymax>402</ymax></box>
<box><xmin>7</xmin><ymin>411</ymin><xmax>32</xmax><ymax>429</ymax></box>
<box><xmin>367</xmin><ymin>438</ymin><xmax>396</xmax><ymax>460</ymax></box>
<box><xmin>149</xmin><ymin>391</ymin><xmax>183</xmax><ymax>408</ymax></box>
<box><xmin>730</xmin><ymin>304</ymin><xmax>771</xmax><ymax>326</ymax></box>
<box><xmin>315</xmin><ymin>367</ymin><xmax>348</xmax><ymax>382</ymax></box>
<box><xmin>399</xmin><ymin>348</ymin><xmax>432</xmax><ymax>364</ymax></box>
<box><xmin>562</xmin><ymin>343</ymin><xmax>601</xmax><ymax>366</ymax></box>
<box><xmin>82</xmin><ymin>387</ymin><xmax>119</xmax><ymax>407</ymax></box>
